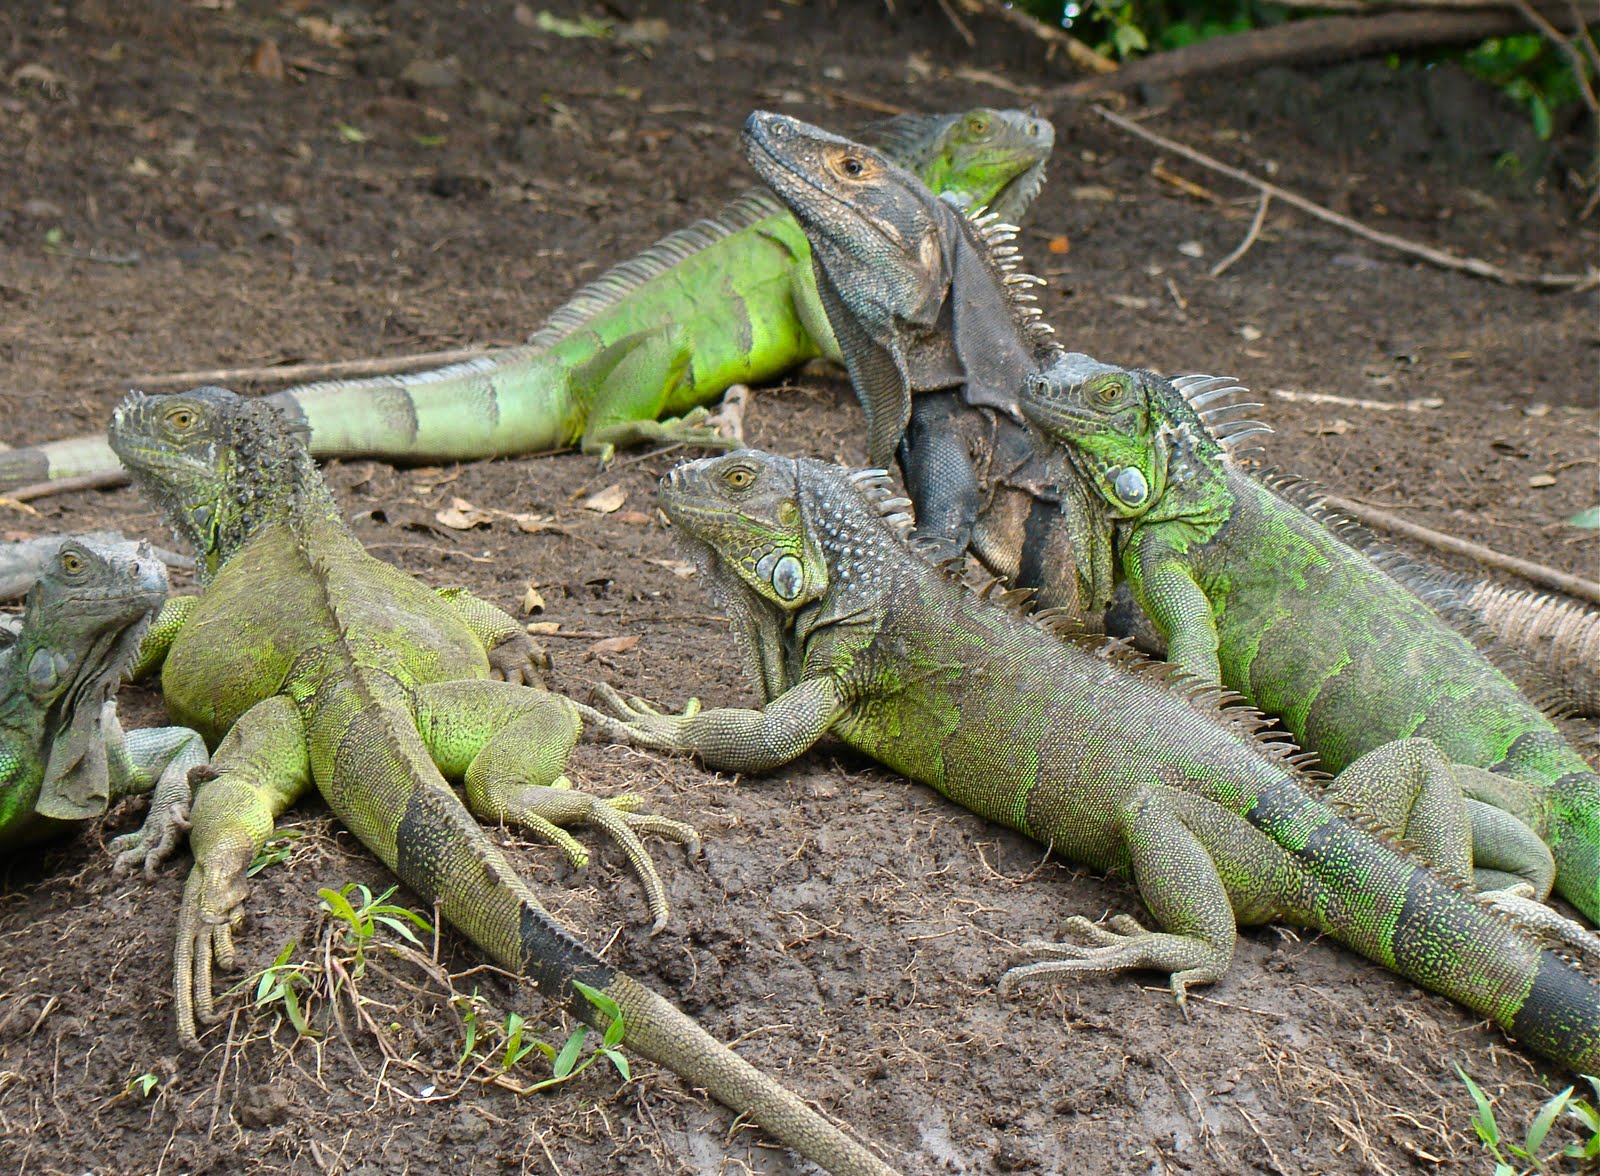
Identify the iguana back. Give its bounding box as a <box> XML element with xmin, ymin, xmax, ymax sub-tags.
<box><xmin>1020</xmin><ymin>360</ymin><xmax>1600</xmax><ymax>922</ymax></box>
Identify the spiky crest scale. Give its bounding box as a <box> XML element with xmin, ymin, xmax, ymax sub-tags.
<box><xmin>1168</xmin><ymin>373</ymin><xmax>1274</xmax><ymax>456</ymax></box>
<box><xmin>964</xmin><ymin>209</ymin><xmax>1057</xmax><ymax>349</ymax></box>
<box><xmin>528</xmin><ymin>191</ymin><xmax>787</xmax><ymax>350</ymax></box>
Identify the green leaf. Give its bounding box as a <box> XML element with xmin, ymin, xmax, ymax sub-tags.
<box><xmin>552</xmin><ymin>1025</ymin><xmax>588</xmax><ymax>1078</ymax></box>
<box><xmin>1529</xmin><ymin>92</ymin><xmax>1552</xmax><ymax>141</ymax></box>
<box><xmin>335</xmin><ymin>122</ymin><xmax>370</xmax><ymax>143</ymax></box>
<box><xmin>1525</xmin><ymin>1085</ymin><xmax>1574</xmax><ymax>1154</ymax></box>
<box><xmin>1567</xmin><ymin>505</ymin><xmax>1600</xmax><ymax>528</ymax></box>
<box><xmin>374</xmin><ymin>914</ymin><xmax>425</xmax><ymax>946</ymax></box>
<box><xmin>600</xmin><ymin>1046</ymin><xmax>630</xmax><ymax>1082</ymax></box>
<box><xmin>535</xmin><ymin>11</ymin><xmax>612</xmax><ymax>38</ymax></box>
<box><xmin>318</xmin><ymin>886</ymin><xmax>361</xmax><ymax>931</ymax></box>
<box><xmin>1457</xmin><ymin>1064</ymin><xmax>1501</xmax><ymax>1148</ymax></box>
<box><xmin>413</xmin><ymin>133</ymin><xmax>447</xmax><ymax>148</ymax></box>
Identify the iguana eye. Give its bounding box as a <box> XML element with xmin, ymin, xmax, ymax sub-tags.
<box><xmin>1093</xmin><ymin>379</ymin><xmax>1125</xmax><ymax>406</ymax></box>
<box><xmin>59</xmin><ymin>550</ymin><xmax>85</xmax><ymax>575</ymax></box>
<box><xmin>723</xmin><ymin>466</ymin><xmax>755</xmax><ymax>490</ymax></box>
<box><xmin>841</xmin><ymin>156</ymin><xmax>865</xmax><ymax>177</ymax></box>
<box><xmin>166</xmin><ymin>407</ymin><xmax>197</xmax><ymax>431</ymax></box>
<box><xmin>967</xmin><ymin>115</ymin><xmax>990</xmax><ymax>136</ymax></box>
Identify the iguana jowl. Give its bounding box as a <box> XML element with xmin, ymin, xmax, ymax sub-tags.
<box><xmin>0</xmin><ymin>537</ymin><xmax>208</xmax><ymax>864</ymax></box>
<box><xmin>1018</xmin><ymin>359</ymin><xmax>1600</xmax><ymax>923</ymax></box>
<box><xmin>598</xmin><ymin>448</ymin><xmax>1600</xmax><ymax>1073</ymax></box>
<box><xmin>0</xmin><ymin>108</ymin><xmax>1053</xmax><ymax>489</ymax></box>
<box><xmin>109</xmin><ymin>388</ymin><xmax>898</xmax><ymax>1176</ymax></box>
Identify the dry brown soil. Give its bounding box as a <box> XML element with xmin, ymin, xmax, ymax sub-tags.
<box><xmin>1</xmin><ymin>2</ymin><xmax>1597</xmax><ymax>1174</ymax></box>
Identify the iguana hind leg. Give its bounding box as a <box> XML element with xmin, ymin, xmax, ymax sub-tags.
<box><xmin>173</xmin><ymin>695</ymin><xmax>312</xmax><ymax>1048</ymax></box>
<box><xmin>415</xmin><ymin>681</ymin><xmax>699</xmax><ymax>932</ymax></box>
<box><xmin>576</xmin><ymin>328</ymin><xmax>739</xmax><ymax>463</ymax></box>
<box><xmin>999</xmin><ymin>784</ymin><xmax>1236</xmax><ymax>1008</ymax></box>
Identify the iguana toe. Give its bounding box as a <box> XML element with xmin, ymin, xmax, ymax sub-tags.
<box><xmin>108</xmin><ymin>799</ymin><xmax>192</xmax><ymax>878</ymax></box>
<box><xmin>486</xmin><ymin>632</ymin><xmax>551</xmax><ymax>686</ymax></box>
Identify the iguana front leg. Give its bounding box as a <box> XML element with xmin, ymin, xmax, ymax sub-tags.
<box><xmin>590</xmin><ymin>676</ymin><xmax>847</xmax><ymax>773</ymax></box>
<box><xmin>1129</xmin><ymin>552</ymin><xmax>1221</xmax><ymax>684</ymax></box>
<box><xmin>416</xmin><ymin>681</ymin><xmax>699</xmax><ymax>931</ymax></box>
<box><xmin>106</xmin><ymin>713</ymin><xmax>211</xmax><ymax>876</ymax></box>
<box><xmin>126</xmin><ymin>595</ymin><xmax>199</xmax><ymax>682</ymax></box>
<box><xmin>435</xmin><ymin>587</ymin><xmax>549</xmax><ymax>685</ymax></box>
<box><xmin>1000</xmin><ymin>783</ymin><xmax>1237</xmax><ymax>1008</ymax></box>
<box><xmin>574</xmin><ymin>327</ymin><xmax>738</xmax><ymax>463</ymax></box>
<box><xmin>173</xmin><ymin>695</ymin><xmax>311</xmax><ymax>1048</ymax></box>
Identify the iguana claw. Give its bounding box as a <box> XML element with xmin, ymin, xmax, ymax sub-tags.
<box><xmin>109</xmin><ymin>799</ymin><xmax>192</xmax><ymax>878</ymax></box>
<box><xmin>999</xmin><ymin>913</ymin><xmax>1227</xmax><ymax>1011</ymax></box>
<box><xmin>499</xmin><ymin>776</ymin><xmax>700</xmax><ymax>933</ymax></box>
<box><xmin>487</xmin><ymin>632</ymin><xmax>551</xmax><ymax>686</ymax></box>
<box><xmin>587</xmin><ymin>683</ymin><xmax>703</xmax><ymax>745</ymax></box>
<box><xmin>173</xmin><ymin>856</ymin><xmax>251</xmax><ymax>1049</ymax></box>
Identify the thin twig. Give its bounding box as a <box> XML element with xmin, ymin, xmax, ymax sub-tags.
<box><xmin>1</xmin><ymin>469</ymin><xmax>130</xmax><ymax>503</ymax></box>
<box><xmin>1210</xmin><ymin>191</ymin><xmax>1272</xmax><ymax>276</ymax></box>
<box><xmin>1093</xmin><ymin>105</ymin><xmax>1600</xmax><ymax>291</ymax></box>
<box><xmin>1513</xmin><ymin>0</ymin><xmax>1600</xmax><ymax>119</ymax></box>
<box><xmin>125</xmin><ymin>343</ymin><xmax>507</xmax><ymax>391</ymax></box>
<box><xmin>934</xmin><ymin>0</ymin><xmax>977</xmax><ymax>47</ymax></box>
<box><xmin>1322</xmin><ymin>493</ymin><xmax>1600</xmax><ymax>604</ymax></box>
<box><xmin>968</xmin><ymin>0</ymin><xmax>1118</xmax><ymax>73</ymax></box>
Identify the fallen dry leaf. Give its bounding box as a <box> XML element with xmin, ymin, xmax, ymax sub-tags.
<box><xmin>522</xmin><ymin>585</ymin><xmax>546</xmax><ymax>614</ymax></box>
<box><xmin>1529</xmin><ymin>473</ymin><xmax>1557</xmax><ymax>488</ymax></box>
<box><xmin>526</xmin><ymin>621</ymin><xmax>560</xmax><ymax>635</ymax></box>
<box><xmin>249</xmin><ymin>39</ymin><xmax>285</xmax><ymax>80</ymax></box>
<box><xmin>511</xmin><ymin>512</ymin><xmax>568</xmax><ymax>535</ymax></box>
<box><xmin>1047</xmin><ymin>235</ymin><xmax>1070</xmax><ymax>254</ymax></box>
<box><xmin>646</xmin><ymin>558</ymin><xmax>696</xmax><ymax>579</ymax></box>
<box><xmin>580</xmin><ymin>483</ymin><xmax>628</xmax><ymax>513</ymax></box>
<box><xmin>615</xmin><ymin>510</ymin><xmax>653</xmax><ymax>526</ymax></box>
<box><xmin>435</xmin><ymin>496</ymin><xmax>495</xmax><ymax>530</ymax></box>
<box><xmin>588</xmin><ymin>634</ymin><xmax>640</xmax><ymax>656</ymax></box>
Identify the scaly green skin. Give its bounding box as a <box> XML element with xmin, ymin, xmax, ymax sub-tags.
<box><xmin>598</xmin><ymin>448</ymin><xmax>1600</xmax><ymax>1073</ymax></box>
<box><xmin>0</xmin><ymin>109</ymin><xmax>1053</xmax><ymax>489</ymax></box>
<box><xmin>1018</xmin><ymin>360</ymin><xmax>1600</xmax><ymax>924</ymax></box>
<box><xmin>108</xmin><ymin>388</ymin><xmax>897</xmax><ymax>1176</ymax></box>
<box><xmin>0</xmin><ymin>538</ymin><xmax>208</xmax><ymax>862</ymax></box>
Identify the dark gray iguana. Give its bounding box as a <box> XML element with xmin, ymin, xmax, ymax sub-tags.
<box><xmin>1017</xmin><ymin>358</ymin><xmax>1600</xmax><ymax>925</ymax></box>
<box><xmin>108</xmin><ymin>388</ymin><xmax>899</xmax><ymax>1176</ymax></box>
<box><xmin>0</xmin><ymin>108</ymin><xmax>1053</xmax><ymax>489</ymax></box>
<box><xmin>0</xmin><ymin>537</ymin><xmax>208</xmax><ymax>863</ymax></box>
<box><xmin>595</xmin><ymin>448</ymin><xmax>1600</xmax><ymax>1073</ymax></box>
<box><xmin>740</xmin><ymin>109</ymin><xmax>1114</xmax><ymax>617</ymax></box>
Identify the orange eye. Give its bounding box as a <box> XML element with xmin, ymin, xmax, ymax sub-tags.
<box><xmin>841</xmin><ymin>156</ymin><xmax>864</xmax><ymax>177</ymax></box>
<box><xmin>166</xmin><ymin>407</ymin><xmax>196</xmax><ymax>430</ymax></box>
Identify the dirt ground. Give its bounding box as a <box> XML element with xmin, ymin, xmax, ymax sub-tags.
<box><xmin>1</xmin><ymin>2</ymin><xmax>1598</xmax><ymax>1174</ymax></box>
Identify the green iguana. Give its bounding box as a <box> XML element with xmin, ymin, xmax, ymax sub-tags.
<box><xmin>1017</xmin><ymin>358</ymin><xmax>1600</xmax><ymax>924</ymax></box>
<box><xmin>595</xmin><ymin>448</ymin><xmax>1600</xmax><ymax>1072</ymax></box>
<box><xmin>0</xmin><ymin>108</ymin><xmax>1053</xmax><ymax>490</ymax></box>
<box><xmin>0</xmin><ymin>537</ymin><xmax>208</xmax><ymax>863</ymax></box>
<box><xmin>108</xmin><ymin>387</ymin><xmax>899</xmax><ymax>1176</ymax></box>
<box><xmin>740</xmin><ymin>109</ymin><xmax>1112</xmax><ymax>613</ymax></box>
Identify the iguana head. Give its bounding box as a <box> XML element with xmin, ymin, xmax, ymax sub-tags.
<box><xmin>658</xmin><ymin>450</ymin><xmax>832</xmax><ymax>611</ymax></box>
<box><xmin>744</xmin><ymin>111</ymin><xmax>950</xmax><ymax>291</ymax></box>
<box><xmin>1019</xmin><ymin>355</ymin><xmax>1181</xmax><ymax>519</ymax></box>
<box><xmin>109</xmin><ymin>386</ymin><xmax>315</xmax><ymax>582</ymax></box>
<box><xmin>0</xmin><ymin>539</ymin><xmax>167</xmax><ymax>831</ymax></box>
<box><xmin>863</xmin><ymin>107</ymin><xmax>1054</xmax><ymax>224</ymax></box>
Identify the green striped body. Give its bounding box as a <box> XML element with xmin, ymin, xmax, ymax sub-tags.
<box><xmin>1016</xmin><ymin>363</ymin><xmax>1600</xmax><ymax>925</ymax></box>
<box><xmin>647</xmin><ymin>451</ymin><xmax>1600</xmax><ymax>1074</ymax></box>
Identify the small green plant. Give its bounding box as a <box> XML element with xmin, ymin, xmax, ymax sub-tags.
<box><xmin>252</xmin><ymin>941</ymin><xmax>317</xmax><ymax>1037</ymax></box>
<box><xmin>316</xmin><ymin>882</ymin><xmax>434</xmax><ymax>976</ymax></box>
<box><xmin>127</xmin><ymin>1072</ymin><xmax>159</xmax><ymax>1099</ymax></box>
<box><xmin>1455</xmin><ymin>1065</ymin><xmax>1600</xmax><ymax>1173</ymax></box>
<box><xmin>247</xmin><ymin>829</ymin><xmax>304</xmax><ymax>877</ymax></box>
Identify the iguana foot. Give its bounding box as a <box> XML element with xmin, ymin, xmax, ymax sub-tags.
<box><xmin>486</xmin><ymin>631</ymin><xmax>551</xmax><ymax>686</ymax></box>
<box><xmin>497</xmin><ymin>775</ymin><xmax>701</xmax><ymax>933</ymax></box>
<box><xmin>584</xmin><ymin>685</ymin><xmax>703</xmax><ymax>748</ymax></box>
<box><xmin>1482</xmin><ymin>883</ymin><xmax>1600</xmax><ymax>967</ymax></box>
<box><xmin>173</xmin><ymin>854</ymin><xmax>251</xmax><ymax>1049</ymax></box>
<box><xmin>584</xmin><ymin>408</ymin><xmax>742</xmax><ymax>465</ymax></box>
<box><xmin>109</xmin><ymin>798</ymin><xmax>192</xmax><ymax>878</ymax></box>
<box><xmin>999</xmin><ymin>914</ymin><xmax>1227</xmax><ymax>1010</ymax></box>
